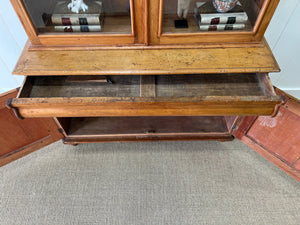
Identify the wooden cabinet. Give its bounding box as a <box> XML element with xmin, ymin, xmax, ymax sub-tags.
<box><xmin>7</xmin><ymin>0</ymin><xmax>292</xmax><ymax>180</ymax></box>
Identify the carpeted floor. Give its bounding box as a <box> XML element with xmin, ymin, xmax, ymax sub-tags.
<box><xmin>1</xmin><ymin>139</ymin><xmax>300</xmax><ymax>225</ymax></box>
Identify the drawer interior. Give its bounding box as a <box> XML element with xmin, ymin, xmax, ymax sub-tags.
<box><xmin>11</xmin><ymin>73</ymin><xmax>282</xmax><ymax>118</ymax></box>
<box><xmin>19</xmin><ymin>74</ymin><xmax>276</xmax><ymax>98</ymax></box>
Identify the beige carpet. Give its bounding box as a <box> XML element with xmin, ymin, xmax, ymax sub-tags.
<box><xmin>1</xmin><ymin>139</ymin><xmax>300</xmax><ymax>225</ymax></box>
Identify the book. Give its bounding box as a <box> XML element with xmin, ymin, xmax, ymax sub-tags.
<box><xmin>54</xmin><ymin>25</ymin><xmax>102</xmax><ymax>32</ymax></box>
<box><xmin>51</xmin><ymin>0</ymin><xmax>103</xmax><ymax>25</ymax></box>
<box><xmin>198</xmin><ymin>23</ymin><xmax>245</xmax><ymax>31</ymax></box>
<box><xmin>194</xmin><ymin>1</ymin><xmax>248</xmax><ymax>25</ymax></box>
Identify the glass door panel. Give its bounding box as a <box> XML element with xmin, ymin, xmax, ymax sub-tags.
<box><xmin>22</xmin><ymin>0</ymin><xmax>132</xmax><ymax>34</ymax></box>
<box><xmin>162</xmin><ymin>0</ymin><xmax>266</xmax><ymax>33</ymax></box>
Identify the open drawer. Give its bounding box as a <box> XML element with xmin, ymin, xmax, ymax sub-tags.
<box><xmin>7</xmin><ymin>74</ymin><xmax>282</xmax><ymax>118</ymax></box>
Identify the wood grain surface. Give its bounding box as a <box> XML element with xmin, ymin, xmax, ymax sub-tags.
<box><xmin>13</xmin><ymin>40</ymin><xmax>280</xmax><ymax>75</ymax></box>
<box><xmin>0</xmin><ymin>89</ymin><xmax>63</xmax><ymax>166</ymax></box>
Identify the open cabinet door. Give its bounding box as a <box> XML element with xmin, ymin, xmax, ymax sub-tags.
<box><xmin>0</xmin><ymin>89</ymin><xmax>63</xmax><ymax>166</ymax></box>
<box><xmin>233</xmin><ymin>88</ymin><xmax>300</xmax><ymax>182</ymax></box>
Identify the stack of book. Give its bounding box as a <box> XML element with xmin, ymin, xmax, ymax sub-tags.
<box><xmin>43</xmin><ymin>0</ymin><xmax>103</xmax><ymax>32</ymax></box>
<box><xmin>194</xmin><ymin>1</ymin><xmax>248</xmax><ymax>31</ymax></box>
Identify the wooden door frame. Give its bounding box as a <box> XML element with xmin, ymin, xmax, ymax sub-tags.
<box><xmin>10</xmin><ymin>0</ymin><xmax>148</xmax><ymax>47</ymax></box>
<box><xmin>149</xmin><ymin>0</ymin><xmax>279</xmax><ymax>46</ymax></box>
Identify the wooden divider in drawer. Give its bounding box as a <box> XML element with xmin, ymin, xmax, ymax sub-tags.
<box><xmin>6</xmin><ymin>74</ymin><xmax>282</xmax><ymax>118</ymax></box>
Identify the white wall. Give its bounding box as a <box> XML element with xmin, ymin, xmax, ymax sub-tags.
<box><xmin>0</xmin><ymin>0</ymin><xmax>27</xmax><ymax>93</ymax></box>
<box><xmin>266</xmin><ymin>0</ymin><xmax>300</xmax><ymax>99</ymax></box>
<box><xmin>0</xmin><ymin>0</ymin><xmax>299</xmax><ymax>99</ymax></box>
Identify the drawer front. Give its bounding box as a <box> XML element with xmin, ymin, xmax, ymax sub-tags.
<box><xmin>7</xmin><ymin>74</ymin><xmax>282</xmax><ymax>118</ymax></box>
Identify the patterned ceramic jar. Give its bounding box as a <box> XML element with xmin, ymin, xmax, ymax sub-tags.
<box><xmin>212</xmin><ymin>0</ymin><xmax>239</xmax><ymax>13</ymax></box>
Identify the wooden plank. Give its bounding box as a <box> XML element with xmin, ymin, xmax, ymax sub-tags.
<box><xmin>13</xmin><ymin>40</ymin><xmax>280</xmax><ymax>75</ymax></box>
<box><xmin>39</xmin><ymin>34</ymin><xmax>135</xmax><ymax>46</ymax></box>
<box><xmin>10</xmin><ymin>96</ymin><xmax>281</xmax><ymax>118</ymax></box>
<box><xmin>140</xmin><ymin>75</ymin><xmax>156</xmax><ymax>97</ymax></box>
<box><xmin>63</xmin><ymin>133</ymin><xmax>233</xmax><ymax>144</ymax></box>
<box><xmin>66</xmin><ymin>75</ymin><xmax>108</xmax><ymax>83</ymax></box>
<box><xmin>133</xmin><ymin>0</ymin><xmax>148</xmax><ymax>44</ymax></box>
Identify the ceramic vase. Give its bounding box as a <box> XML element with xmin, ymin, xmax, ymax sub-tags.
<box><xmin>212</xmin><ymin>0</ymin><xmax>239</xmax><ymax>13</ymax></box>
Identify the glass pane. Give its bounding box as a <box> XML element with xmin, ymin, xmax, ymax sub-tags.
<box><xmin>22</xmin><ymin>0</ymin><xmax>132</xmax><ymax>34</ymax></box>
<box><xmin>163</xmin><ymin>0</ymin><xmax>266</xmax><ymax>33</ymax></box>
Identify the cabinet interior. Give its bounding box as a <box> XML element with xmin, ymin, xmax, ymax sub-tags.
<box><xmin>22</xmin><ymin>0</ymin><xmax>132</xmax><ymax>34</ymax></box>
<box><xmin>161</xmin><ymin>0</ymin><xmax>266</xmax><ymax>33</ymax></box>
<box><xmin>56</xmin><ymin>116</ymin><xmax>237</xmax><ymax>143</ymax></box>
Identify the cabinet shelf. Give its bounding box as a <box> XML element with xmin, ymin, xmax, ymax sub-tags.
<box><xmin>58</xmin><ymin>116</ymin><xmax>234</xmax><ymax>143</ymax></box>
<box><xmin>162</xmin><ymin>15</ymin><xmax>253</xmax><ymax>34</ymax></box>
<box><xmin>37</xmin><ymin>15</ymin><xmax>132</xmax><ymax>34</ymax></box>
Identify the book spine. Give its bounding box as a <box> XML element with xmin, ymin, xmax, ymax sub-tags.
<box><xmin>55</xmin><ymin>25</ymin><xmax>102</xmax><ymax>32</ymax></box>
<box><xmin>199</xmin><ymin>12</ymin><xmax>248</xmax><ymax>24</ymax></box>
<box><xmin>199</xmin><ymin>23</ymin><xmax>245</xmax><ymax>31</ymax></box>
<box><xmin>51</xmin><ymin>15</ymin><xmax>101</xmax><ymax>25</ymax></box>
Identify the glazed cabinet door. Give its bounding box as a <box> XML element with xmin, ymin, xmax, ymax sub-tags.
<box><xmin>149</xmin><ymin>0</ymin><xmax>279</xmax><ymax>45</ymax></box>
<box><xmin>10</xmin><ymin>0</ymin><xmax>148</xmax><ymax>46</ymax></box>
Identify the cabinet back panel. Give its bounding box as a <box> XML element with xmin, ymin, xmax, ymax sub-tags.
<box><xmin>66</xmin><ymin>116</ymin><xmax>229</xmax><ymax>136</ymax></box>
